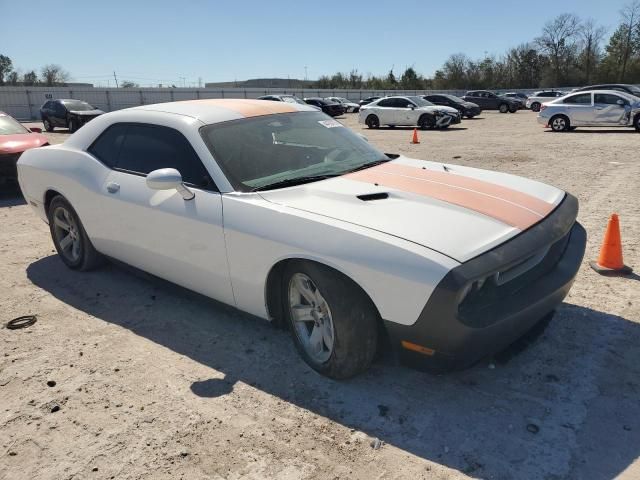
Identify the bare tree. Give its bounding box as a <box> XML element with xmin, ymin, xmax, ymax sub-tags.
<box><xmin>41</xmin><ymin>64</ymin><xmax>70</xmax><ymax>86</ymax></box>
<box><xmin>580</xmin><ymin>19</ymin><xmax>607</xmax><ymax>83</ymax></box>
<box><xmin>535</xmin><ymin>13</ymin><xmax>581</xmax><ymax>85</ymax></box>
<box><xmin>619</xmin><ymin>0</ymin><xmax>640</xmax><ymax>81</ymax></box>
<box><xmin>7</xmin><ymin>70</ymin><xmax>19</xmax><ymax>85</ymax></box>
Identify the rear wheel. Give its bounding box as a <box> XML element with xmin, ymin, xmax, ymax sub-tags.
<box><xmin>531</xmin><ymin>102</ymin><xmax>541</xmax><ymax>112</ymax></box>
<box><xmin>499</xmin><ymin>103</ymin><xmax>509</xmax><ymax>113</ymax></box>
<box><xmin>365</xmin><ymin>114</ymin><xmax>379</xmax><ymax>129</ymax></box>
<box><xmin>508</xmin><ymin>105</ymin><xmax>517</xmax><ymax>113</ymax></box>
<box><xmin>282</xmin><ymin>261</ymin><xmax>378</xmax><ymax>379</ymax></box>
<box><xmin>550</xmin><ymin>115</ymin><xmax>570</xmax><ymax>132</ymax></box>
<box><xmin>47</xmin><ymin>196</ymin><xmax>104</xmax><ymax>271</ymax></box>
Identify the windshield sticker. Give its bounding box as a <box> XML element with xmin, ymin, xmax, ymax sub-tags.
<box><xmin>318</xmin><ymin>119</ymin><xmax>343</xmax><ymax>128</ymax></box>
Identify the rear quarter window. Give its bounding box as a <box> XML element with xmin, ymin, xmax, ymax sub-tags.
<box><xmin>87</xmin><ymin>124</ymin><xmax>128</xmax><ymax>168</ymax></box>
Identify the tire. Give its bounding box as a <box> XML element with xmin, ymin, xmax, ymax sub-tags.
<box><xmin>43</xmin><ymin>118</ymin><xmax>54</xmax><ymax>132</ymax></box>
<box><xmin>282</xmin><ymin>261</ymin><xmax>378</xmax><ymax>379</ymax></box>
<box><xmin>634</xmin><ymin>114</ymin><xmax>640</xmax><ymax>132</ymax></box>
<box><xmin>47</xmin><ymin>196</ymin><xmax>104</xmax><ymax>271</ymax></box>
<box><xmin>508</xmin><ymin>105</ymin><xmax>517</xmax><ymax>113</ymax></box>
<box><xmin>550</xmin><ymin>115</ymin><xmax>570</xmax><ymax>132</ymax></box>
<box><xmin>499</xmin><ymin>103</ymin><xmax>509</xmax><ymax>113</ymax></box>
<box><xmin>531</xmin><ymin>102</ymin><xmax>541</xmax><ymax>112</ymax></box>
<box><xmin>418</xmin><ymin>114</ymin><xmax>435</xmax><ymax>130</ymax></box>
<box><xmin>465</xmin><ymin>114</ymin><xmax>475</xmax><ymax>119</ymax></box>
<box><xmin>365</xmin><ymin>114</ymin><xmax>379</xmax><ymax>129</ymax></box>
<box><xmin>67</xmin><ymin>118</ymin><xmax>78</xmax><ymax>133</ymax></box>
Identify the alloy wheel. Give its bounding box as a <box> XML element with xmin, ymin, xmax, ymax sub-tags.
<box><xmin>288</xmin><ymin>273</ymin><xmax>335</xmax><ymax>363</ymax></box>
<box><xmin>551</xmin><ymin>117</ymin><xmax>567</xmax><ymax>132</ymax></box>
<box><xmin>52</xmin><ymin>206</ymin><xmax>82</xmax><ymax>262</ymax></box>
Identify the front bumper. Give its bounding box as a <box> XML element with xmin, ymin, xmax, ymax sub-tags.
<box><xmin>463</xmin><ymin>107</ymin><xmax>481</xmax><ymax>117</ymax></box>
<box><xmin>0</xmin><ymin>152</ymin><xmax>21</xmax><ymax>178</ymax></box>
<box><xmin>384</xmin><ymin>194</ymin><xmax>586</xmax><ymax>372</ymax></box>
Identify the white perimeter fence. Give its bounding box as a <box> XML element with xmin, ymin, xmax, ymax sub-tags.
<box><xmin>0</xmin><ymin>86</ymin><xmax>542</xmax><ymax>120</ymax></box>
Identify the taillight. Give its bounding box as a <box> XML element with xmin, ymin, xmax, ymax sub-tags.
<box><xmin>540</xmin><ymin>105</ymin><xmax>547</xmax><ymax>111</ymax></box>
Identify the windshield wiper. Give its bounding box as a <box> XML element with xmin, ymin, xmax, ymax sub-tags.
<box><xmin>344</xmin><ymin>158</ymin><xmax>391</xmax><ymax>174</ymax></box>
<box><xmin>251</xmin><ymin>174</ymin><xmax>340</xmax><ymax>192</ymax></box>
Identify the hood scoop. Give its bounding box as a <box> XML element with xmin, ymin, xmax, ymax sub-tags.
<box><xmin>357</xmin><ymin>192</ymin><xmax>389</xmax><ymax>201</ymax></box>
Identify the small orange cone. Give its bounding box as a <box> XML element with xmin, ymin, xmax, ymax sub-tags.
<box><xmin>590</xmin><ymin>213</ymin><xmax>632</xmax><ymax>275</ymax></box>
<box><xmin>411</xmin><ymin>128</ymin><xmax>420</xmax><ymax>144</ymax></box>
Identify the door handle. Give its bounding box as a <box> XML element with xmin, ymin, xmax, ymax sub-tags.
<box><xmin>106</xmin><ymin>182</ymin><xmax>120</xmax><ymax>193</ymax></box>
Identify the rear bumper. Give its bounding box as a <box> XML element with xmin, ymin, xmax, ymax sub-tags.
<box><xmin>384</xmin><ymin>194</ymin><xmax>586</xmax><ymax>372</ymax></box>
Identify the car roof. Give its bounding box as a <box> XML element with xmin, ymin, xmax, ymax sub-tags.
<box><xmin>129</xmin><ymin>99</ymin><xmax>316</xmax><ymax>124</ymax></box>
<box><xmin>569</xmin><ymin>89</ymin><xmax>635</xmax><ymax>97</ymax></box>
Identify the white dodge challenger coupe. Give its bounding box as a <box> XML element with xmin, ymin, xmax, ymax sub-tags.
<box><xmin>17</xmin><ymin>99</ymin><xmax>586</xmax><ymax>378</ymax></box>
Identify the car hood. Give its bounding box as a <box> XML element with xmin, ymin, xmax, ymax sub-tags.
<box><xmin>68</xmin><ymin>109</ymin><xmax>104</xmax><ymax>116</ymax></box>
<box><xmin>0</xmin><ymin>133</ymin><xmax>48</xmax><ymax>154</ymax></box>
<box><xmin>463</xmin><ymin>102</ymin><xmax>479</xmax><ymax>108</ymax></box>
<box><xmin>258</xmin><ymin>157</ymin><xmax>565</xmax><ymax>262</ymax></box>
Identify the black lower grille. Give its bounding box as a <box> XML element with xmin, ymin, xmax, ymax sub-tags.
<box><xmin>458</xmin><ymin>229</ymin><xmax>573</xmax><ymax>325</ymax></box>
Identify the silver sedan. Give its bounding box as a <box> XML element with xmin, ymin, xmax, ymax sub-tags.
<box><xmin>537</xmin><ymin>90</ymin><xmax>640</xmax><ymax>132</ymax></box>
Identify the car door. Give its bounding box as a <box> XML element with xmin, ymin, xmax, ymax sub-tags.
<box><xmin>52</xmin><ymin>102</ymin><xmax>67</xmax><ymax>127</ymax></box>
<box><xmin>393</xmin><ymin>98</ymin><xmax>417</xmax><ymax>125</ymax></box>
<box><xmin>561</xmin><ymin>93</ymin><xmax>594</xmax><ymax>125</ymax></box>
<box><xmin>89</xmin><ymin>122</ymin><xmax>235</xmax><ymax>305</ymax></box>
<box><xmin>593</xmin><ymin>93</ymin><xmax>629</xmax><ymax>125</ymax></box>
<box><xmin>371</xmin><ymin>98</ymin><xmax>396</xmax><ymax>125</ymax></box>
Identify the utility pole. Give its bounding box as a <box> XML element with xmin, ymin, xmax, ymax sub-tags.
<box><xmin>198</xmin><ymin>77</ymin><xmax>202</xmax><ymax>88</ymax></box>
<box><xmin>179</xmin><ymin>76</ymin><xmax>186</xmax><ymax>88</ymax></box>
<box><xmin>113</xmin><ymin>71</ymin><xmax>119</xmax><ymax>88</ymax></box>
<box><xmin>304</xmin><ymin>66</ymin><xmax>308</xmax><ymax>82</ymax></box>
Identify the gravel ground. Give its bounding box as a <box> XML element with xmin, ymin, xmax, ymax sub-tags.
<box><xmin>1</xmin><ymin>111</ymin><xmax>639</xmax><ymax>480</ymax></box>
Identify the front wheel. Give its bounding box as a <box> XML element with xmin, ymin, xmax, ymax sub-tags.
<box><xmin>365</xmin><ymin>114</ymin><xmax>379</xmax><ymax>129</ymax></box>
<box><xmin>508</xmin><ymin>105</ymin><xmax>517</xmax><ymax>113</ymax></box>
<box><xmin>498</xmin><ymin>103</ymin><xmax>509</xmax><ymax>113</ymax></box>
<box><xmin>282</xmin><ymin>262</ymin><xmax>378</xmax><ymax>379</ymax></box>
<box><xmin>43</xmin><ymin>118</ymin><xmax>54</xmax><ymax>132</ymax></box>
<box><xmin>418</xmin><ymin>114</ymin><xmax>435</xmax><ymax>130</ymax></box>
<box><xmin>550</xmin><ymin>115</ymin><xmax>570</xmax><ymax>132</ymax></box>
<box><xmin>634</xmin><ymin>114</ymin><xmax>640</xmax><ymax>132</ymax></box>
<box><xmin>67</xmin><ymin>118</ymin><xmax>78</xmax><ymax>133</ymax></box>
<box><xmin>48</xmin><ymin>196</ymin><xmax>104</xmax><ymax>271</ymax></box>
<box><xmin>531</xmin><ymin>102</ymin><xmax>541</xmax><ymax>112</ymax></box>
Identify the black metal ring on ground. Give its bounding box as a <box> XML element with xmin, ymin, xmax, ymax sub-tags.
<box><xmin>5</xmin><ymin>315</ymin><xmax>37</xmax><ymax>330</ymax></box>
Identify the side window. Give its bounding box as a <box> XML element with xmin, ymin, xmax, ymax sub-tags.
<box><xmin>117</xmin><ymin>124</ymin><xmax>212</xmax><ymax>188</ymax></box>
<box><xmin>87</xmin><ymin>123</ymin><xmax>128</xmax><ymax>168</ymax></box>
<box><xmin>563</xmin><ymin>93</ymin><xmax>592</xmax><ymax>104</ymax></box>
<box><xmin>595</xmin><ymin>93</ymin><xmax>625</xmax><ymax>105</ymax></box>
<box><xmin>377</xmin><ymin>99</ymin><xmax>393</xmax><ymax>107</ymax></box>
<box><xmin>54</xmin><ymin>103</ymin><xmax>66</xmax><ymax>115</ymax></box>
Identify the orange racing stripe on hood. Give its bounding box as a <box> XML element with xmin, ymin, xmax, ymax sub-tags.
<box><xmin>346</xmin><ymin>163</ymin><xmax>555</xmax><ymax>230</ymax></box>
<box><xmin>180</xmin><ymin>99</ymin><xmax>297</xmax><ymax>117</ymax></box>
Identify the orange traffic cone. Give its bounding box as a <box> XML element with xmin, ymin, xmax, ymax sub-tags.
<box><xmin>411</xmin><ymin>128</ymin><xmax>420</xmax><ymax>144</ymax></box>
<box><xmin>590</xmin><ymin>213</ymin><xmax>632</xmax><ymax>275</ymax></box>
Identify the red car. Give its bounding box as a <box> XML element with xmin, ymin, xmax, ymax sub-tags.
<box><xmin>0</xmin><ymin>111</ymin><xmax>49</xmax><ymax>180</ymax></box>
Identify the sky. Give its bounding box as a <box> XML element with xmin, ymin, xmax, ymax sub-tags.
<box><xmin>0</xmin><ymin>0</ymin><xmax>630</xmax><ymax>86</ymax></box>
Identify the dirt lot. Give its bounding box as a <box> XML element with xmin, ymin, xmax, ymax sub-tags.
<box><xmin>1</xmin><ymin>111</ymin><xmax>639</xmax><ymax>480</ymax></box>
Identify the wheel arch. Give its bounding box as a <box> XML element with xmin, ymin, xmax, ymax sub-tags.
<box><xmin>44</xmin><ymin>188</ymin><xmax>64</xmax><ymax>212</ymax></box>
<box><xmin>264</xmin><ymin>257</ymin><xmax>390</xmax><ymax>346</ymax></box>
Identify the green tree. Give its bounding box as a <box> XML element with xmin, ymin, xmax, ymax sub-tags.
<box><xmin>22</xmin><ymin>70</ymin><xmax>38</xmax><ymax>86</ymax></box>
<box><xmin>0</xmin><ymin>54</ymin><xmax>13</xmax><ymax>85</ymax></box>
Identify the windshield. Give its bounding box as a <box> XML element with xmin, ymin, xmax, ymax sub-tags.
<box><xmin>407</xmin><ymin>96</ymin><xmax>433</xmax><ymax>106</ymax></box>
<box><xmin>443</xmin><ymin>94</ymin><xmax>464</xmax><ymax>102</ymax></box>
<box><xmin>0</xmin><ymin>114</ymin><xmax>30</xmax><ymax>135</ymax></box>
<box><xmin>200</xmin><ymin>111</ymin><xmax>387</xmax><ymax>191</ymax></box>
<box><xmin>628</xmin><ymin>86</ymin><xmax>640</xmax><ymax>97</ymax></box>
<box><xmin>62</xmin><ymin>100</ymin><xmax>95</xmax><ymax>111</ymax></box>
<box><xmin>281</xmin><ymin>96</ymin><xmax>299</xmax><ymax>104</ymax></box>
